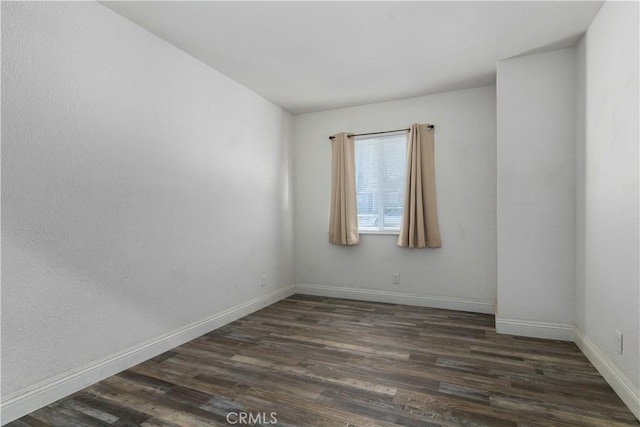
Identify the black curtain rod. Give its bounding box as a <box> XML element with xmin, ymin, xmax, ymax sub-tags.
<box><xmin>328</xmin><ymin>125</ymin><xmax>434</xmax><ymax>140</ymax></box>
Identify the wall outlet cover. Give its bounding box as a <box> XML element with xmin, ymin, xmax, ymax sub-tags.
<box><xmin>615</xmin><ymin>330</ymin><xmax>623</xmax><ymax>354</ymax></box>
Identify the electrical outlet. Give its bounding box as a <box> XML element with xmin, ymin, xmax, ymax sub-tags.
<box><xmin>261</xmin><ymin>273</ymin><xmax>267</xmax><ymax>287</ymax></box>
<box><xmin>615</xmin><ymin>330</ymin><xmax>623</xmax><ymax>354</ymax></box>
<box><xmin>392</xmin><ymin>273</ymin><xmax>400</xmax><ymax>285</ymax></box>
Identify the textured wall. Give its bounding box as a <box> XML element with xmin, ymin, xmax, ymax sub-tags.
<box><xmin>293</xmin><ymin>86</ymin><xmax>497</xmax><ymax>307</ymax></box>
<box><xmin>496</xmin><ymin>48</ymin><xmax>576</xmax><ymax>331</ymax></box>
<box><xmin>575</xmin><ymin>1</ymin><xmax>639</xmax><ymax>389</ymax></box>
<box><xmin>1</xmin><ymin>1</ymin><xmax>293</xmax><ymax>397</ymax></box>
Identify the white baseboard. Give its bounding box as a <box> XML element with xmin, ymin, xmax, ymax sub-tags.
<box><xmin>574</xmin><ymin>327</ymin><xmax>640</xmax><ymax>420</ymax></box>
<box><xmin>495</xmin><ymin>317</ymin><xmax>574</xmax><ymax>341</ymax></box>
<box><xmin>0</xmin><ymin>285</ymin><xmax>295</xmax><ymax>425</ymax></box>
<box><xmin>295</xmin><ymin>283</ymin><xmax>495</xmax><ymax>314</ymax></box>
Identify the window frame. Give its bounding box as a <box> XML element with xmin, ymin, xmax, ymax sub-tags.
<box><xmin>354</xmin><ymin>132</ymin><xmax>407</xmax><ymax>235</ymax></box>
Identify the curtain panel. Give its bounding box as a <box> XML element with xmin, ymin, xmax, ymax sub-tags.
<box><xmin>398</xmin><ymin>124</ymin><xmax>442</xmax><ymax>248</ymax></box>
<box><xmin>329</xmin><ymin>133</ymin><xmax>360</xmax><ymax>245</ymax></box>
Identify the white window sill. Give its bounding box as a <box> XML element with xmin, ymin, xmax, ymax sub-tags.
<box><xmin>358</xmin><ymin>229</ymin><xmax>400</xmax><ymax>235</ymax></box>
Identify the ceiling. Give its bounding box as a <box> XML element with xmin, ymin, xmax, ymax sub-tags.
<box><xmin>101</xmin><ymin>1</ymin><xmax>603</xmax><ymax>114</ymax></box>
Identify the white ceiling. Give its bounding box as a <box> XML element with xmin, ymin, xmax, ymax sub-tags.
<box><xmin>101</xmin><ymin>1</ymin><xmax>603</xmax><ymax>114</ymax></box>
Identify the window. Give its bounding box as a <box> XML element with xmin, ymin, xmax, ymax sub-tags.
<box><xmin>354</xmin><ymin>133</ymin><xmax>406</xmax><ymax>232</ymax></box>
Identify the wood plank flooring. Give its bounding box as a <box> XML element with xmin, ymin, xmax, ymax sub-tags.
<box><xmin>7</xmin><ymin>295</ymin><xmax>639</xmax><ymax>426</ymax></box>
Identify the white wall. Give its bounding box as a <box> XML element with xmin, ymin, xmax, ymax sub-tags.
<box><xmin>575</xmin><ymin>0</ymin><xmax>639</xmax><ymax>414</ymax></box>
<box><xmin>496</xmin><ymin>48</ymin><xmax>576</xmax><ymax>340</ymax></box>
<box><xmin>293</xmin><ymin>86</ymin><xmax>497</xmax><ymax>313</ymax></box>
<box><xmin>1</xmin><ymin>0</ymin><xmax>293</xmax><ymax>403</ymax></box>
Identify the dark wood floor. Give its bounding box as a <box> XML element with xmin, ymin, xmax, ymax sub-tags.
<box><xmin>8</xmin><ymin>295</ymin><xmax>639</xmax><ymax>426</ymax></box>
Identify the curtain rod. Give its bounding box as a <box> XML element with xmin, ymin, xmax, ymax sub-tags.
<box><xmin>328</xmin><ymin>125</ymin><xmax>434</xmax><ymax>140</ymax></box>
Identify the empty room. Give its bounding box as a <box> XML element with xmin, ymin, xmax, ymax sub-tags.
<box><xmin>2</xmin><ymin>1</ymin><xmax>639</xmax><ymax>426</ymax></box>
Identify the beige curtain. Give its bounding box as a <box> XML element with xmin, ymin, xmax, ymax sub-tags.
<box><xmin>329</xmin><ymin>133</ymin><xmax>359</xmax><ymax>245</ymax></box>
<box><xmin>398</xmin><ymin>124</ymin><xmax>441</xmax><ymax>248</ymax></box>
